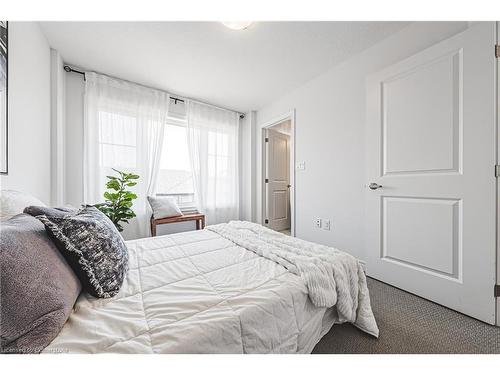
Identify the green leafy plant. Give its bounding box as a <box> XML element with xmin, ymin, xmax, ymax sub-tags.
<box><xmin>95</xmin><ymin>169</ymin><xmax>139</xmax><ymax>232</ymax></box>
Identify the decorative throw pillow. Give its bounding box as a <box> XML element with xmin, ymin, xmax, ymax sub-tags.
<box><xmin>0</xmin><ymin>214</ymin><xmax>81</xmax><ymax>354</ymax></box>
<box><xmin>24</xmin><ymin>205</ymin><xmax>77</xmax><ymax>218</ymax></box>
<box><xmin>0</xmin><ymin>190</ymin><xmax>46</xmax><ymax>222</ymax></box>
<box><xmin>147</xmin><ymin>195</ymin><xmax>183</xmax><ymax>219</ymax></box>
<box><xmin>36</xmin><ymin>206</ymin><xmax>129</xmax><ymax>298</ymax></box>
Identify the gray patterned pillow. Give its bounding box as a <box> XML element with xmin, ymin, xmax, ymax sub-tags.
<box><xmin>24</xmin><ymin>205</ymin><xmax>77</xmax><ymax>218</ymax></box>
<box><xmin>37</xmin><ymin>206</ymin><xmax>129</xmax><ymax>298</ymax></box>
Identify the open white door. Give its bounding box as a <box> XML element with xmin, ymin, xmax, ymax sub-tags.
<box><xmin>265</xmin><ymin>128</ymin><xmax>291</xmax><ymax>231</ymax></box>
<box><xmin>366</xmin><ymin>23</ymin><xmax>497</xmax><ymax>324</ymax></box>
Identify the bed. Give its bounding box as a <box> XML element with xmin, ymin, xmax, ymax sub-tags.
<box><xmin>43</xmin><ymin>222</ymin><xmax>378</xmax><ymax>354</ymax></box>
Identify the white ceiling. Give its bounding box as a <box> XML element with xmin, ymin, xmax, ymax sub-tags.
<box><xmin>39</xmin><ymin>21</ymin><xmax>410</xmax><ymax>112</ymax></box>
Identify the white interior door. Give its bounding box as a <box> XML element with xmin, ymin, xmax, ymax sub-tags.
<box><xmin>266</xmin><ymin>129</ymin><xmax>291</xmax><ymax>231</ymax></box>
<box><xmin>366</xmin><ymin>22</ymin><xmax>497</xmax><ymax>324</ymax></box>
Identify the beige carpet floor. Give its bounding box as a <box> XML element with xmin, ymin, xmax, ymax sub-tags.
<box><xmin>312</xmin><ymin>277</ymin><xmax>500</xmax><ymax>354</ymax></box>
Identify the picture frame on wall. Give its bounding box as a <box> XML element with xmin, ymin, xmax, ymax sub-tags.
<box><xmin>0</xmin><ymin>21</ymin><xmax>7</xmax><ymax>175</ymax></box>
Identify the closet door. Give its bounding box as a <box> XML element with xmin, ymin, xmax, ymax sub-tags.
<box><xmin>365</xmin><ymin>22</ymin><xmax>497</xmax><ymax>324</ymax></box>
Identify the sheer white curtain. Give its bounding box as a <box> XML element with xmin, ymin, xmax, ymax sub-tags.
<box><xmin>186</xmin><ymin>100</ymin><xmax>239</xmax><ymax>225</ymax></box>
<box><xmin>84</xmin><ymin>72</ymin><xmax>169</xmax><ymax>239</ymax></box>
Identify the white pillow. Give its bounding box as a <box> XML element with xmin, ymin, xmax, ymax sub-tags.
<box><xmin>147</xmin><ymin>196</ymin><xmax>183</xmax><ymax>220</ymax></box>
<box><xmin>0</xmin><ymin>190</ymin><xmax>46</xmax><ymax>221</ymax></box>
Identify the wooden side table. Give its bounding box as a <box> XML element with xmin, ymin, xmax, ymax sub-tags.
<box><xmin>150</xmin><ymin>213</ymin><xmax>206</xmax><ymax>237</ymax></box>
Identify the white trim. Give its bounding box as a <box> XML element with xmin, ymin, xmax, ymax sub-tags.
<box><xmin>50</xmin><ymin>49</ymin><xmax>65</xmax><ymax>206</ymax></box>
<box><xmin>495</xmin><ymin>20</ymin><xmax>499</xmax><ymax>326</ymax></box>
<box><xmin>260</xmin><ymin>109</ymin><xmax>296</xmax><ymax>237</ymax></box>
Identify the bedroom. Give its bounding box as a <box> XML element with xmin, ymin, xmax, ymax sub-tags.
<box><xmin>1</xmin><ymin>0</ymin><xmax>500</xmax><ymax>372</ymax></box>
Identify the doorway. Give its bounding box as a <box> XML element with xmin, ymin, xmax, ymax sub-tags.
<box><xmin>262</xmin><ymin>117</ymin><xmax>295</xmax><ymax>236</ymax></box>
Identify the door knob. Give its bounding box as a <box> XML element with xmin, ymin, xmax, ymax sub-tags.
<box><xmin>368</xmin><ymin>183</ymin><xmax>383</xmax><ymax>190</ymax></box>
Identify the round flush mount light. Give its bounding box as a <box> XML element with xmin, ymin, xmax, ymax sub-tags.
<box><xmin>222</xmin><ymin>22</ymin><xmax>253</xmax><ymax>30</ymax></box>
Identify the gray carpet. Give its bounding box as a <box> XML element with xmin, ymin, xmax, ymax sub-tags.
<box><xmin>312</xmin><ymin>277</ymin><xmax>500</xmax><ymax>354</ymax></box>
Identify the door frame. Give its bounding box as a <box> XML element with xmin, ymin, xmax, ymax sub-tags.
<box><xmin>495</xmin><ymin>21</ymin><xmax>499</xmax><ymax>326</ymax></box>
<box><xmin>260</xmin><ymin>110</ymin><xmax>296</xmax><ymax>236</ymax></box>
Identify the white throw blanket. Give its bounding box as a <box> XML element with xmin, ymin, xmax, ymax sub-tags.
<box><xmin>207</xmin><ymin>221</ymin><xmax>379</xmax><ymax>337</ymax></box>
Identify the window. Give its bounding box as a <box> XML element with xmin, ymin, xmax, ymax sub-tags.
<box><xmin>97</xmin><ymin>107</ymin><xmax>196</xmax><ymax>212</ymax></box>
<box><xmin>98</xmin><ymin>110</ymin><xmax>137</xmax><ymax>169</ymax></box>
<box><xmin>207</xmin><ymin>131</ymin><xmax>232</xmax><ymax>202</ymax></box>
<box><xmin>156</xmin><ymin>121</ymin><xmax>196</xmax><ymax>211</ymax></box>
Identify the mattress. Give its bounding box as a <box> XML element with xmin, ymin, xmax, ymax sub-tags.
<box><xmin>43</xmin><ymin>229</ymin><xmax>341</xmax><ymax>354</ymax></box>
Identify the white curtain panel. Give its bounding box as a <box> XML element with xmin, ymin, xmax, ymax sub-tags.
<box><xmin>186</xmin><ymin>101</ymin><xmax>239</xmax><ymax>225</ymax></box>
<box><xmin>84</xmin><ymin>72</ymin><xmax>169</xmax><ymax>239</ymax></box>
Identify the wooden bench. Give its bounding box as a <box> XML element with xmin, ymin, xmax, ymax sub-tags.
<box><xmin>150</xmin><ymin>213</ymin><xmax>206</xmax><ymax>237</ymax></box>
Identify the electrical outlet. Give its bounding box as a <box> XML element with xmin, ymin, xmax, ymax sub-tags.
<box><xmin>315</xmin><ymin>218</ymin><xmax>322</xmax><ymax>228</ymax></box>
<box><xmin>323</xmin><ymin>219</ymin><xmax>331</xmax><ymax>231</ymax></box>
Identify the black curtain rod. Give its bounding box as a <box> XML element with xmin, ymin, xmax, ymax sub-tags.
<box><xmin>63</xmin><ymin>65</ymin><xmax>185</xmax><ymax>104</ymax></box>
<box><xmin>63</xmin><ymin>65</ymin><xmax>244</xmax><ymax>117</ymax></box>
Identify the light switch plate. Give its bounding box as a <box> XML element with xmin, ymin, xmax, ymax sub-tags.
<box><xmin>323</xmin><ymin>220</ymin><xmax>331</xmax><ymax>231</ymax></box>
<box><xmin>296</xmin><ymin>161</ymin><xmax>305</xmax><ymax>170</ymax></box>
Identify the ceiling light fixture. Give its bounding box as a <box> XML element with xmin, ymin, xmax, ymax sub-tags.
<box><xmin>222</xmin><ymin>22</ymin><xmax>253</xmax><ymax>30</ymax></box>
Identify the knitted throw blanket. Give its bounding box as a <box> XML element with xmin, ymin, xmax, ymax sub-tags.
<box><xmin>207</xmin><ymin>221</ymin><xmax>379</xmax><ymax>337</ymax></box>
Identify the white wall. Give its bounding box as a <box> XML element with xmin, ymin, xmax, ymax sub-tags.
<box><xmin>255</xmin><ymin>22</ymin><xmax>471</xmax><ymax>261</ymax></box>
<box><xmin>239</xmin><ymin>110</ymin><xmax>256</xmax><ymax>222</ymax></box>
<box><xmin>0</xmin><ymin>22</ymin><xmax>51</xmax><ymax>203</ymax></box>
<box><xmin>269</xmin><ymin>119</ymin><xmax>291</xmax><ymax>136</ymax></box>
<box><xmin>64</xmin><ymin>70</ymin><xmax>85</xmax><ymax>207</ymax></box>
<box><xmin>50</xmin><ymin>49</ymin><xmax>66</xmax><ymax>206</ymax></box>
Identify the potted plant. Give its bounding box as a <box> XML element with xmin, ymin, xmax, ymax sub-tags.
<box><xmin>95</xmin><ymin>169</ymin><xmax>139</xmax><ymax>232</ymax></box>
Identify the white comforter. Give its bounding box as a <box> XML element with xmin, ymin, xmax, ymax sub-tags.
<box><xmin>208</xmin><ymin>221</ymin><xmax>378</xmax><ymax>337</ymax></box>
<box><xmin>44</xmin><ymin>224</ymin><xmax>377</xmax><ymax>354</ymax></box>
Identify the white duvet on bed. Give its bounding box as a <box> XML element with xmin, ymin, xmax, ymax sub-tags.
<box><xmin>44</xmin><ymin>225</ymin><xmax>376</xmax><ymax>354</ymax></box>
<box><xmin>208</xmin><ymin>221</ymin><xmax>378</xmax><ymax>337</ymax></box>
